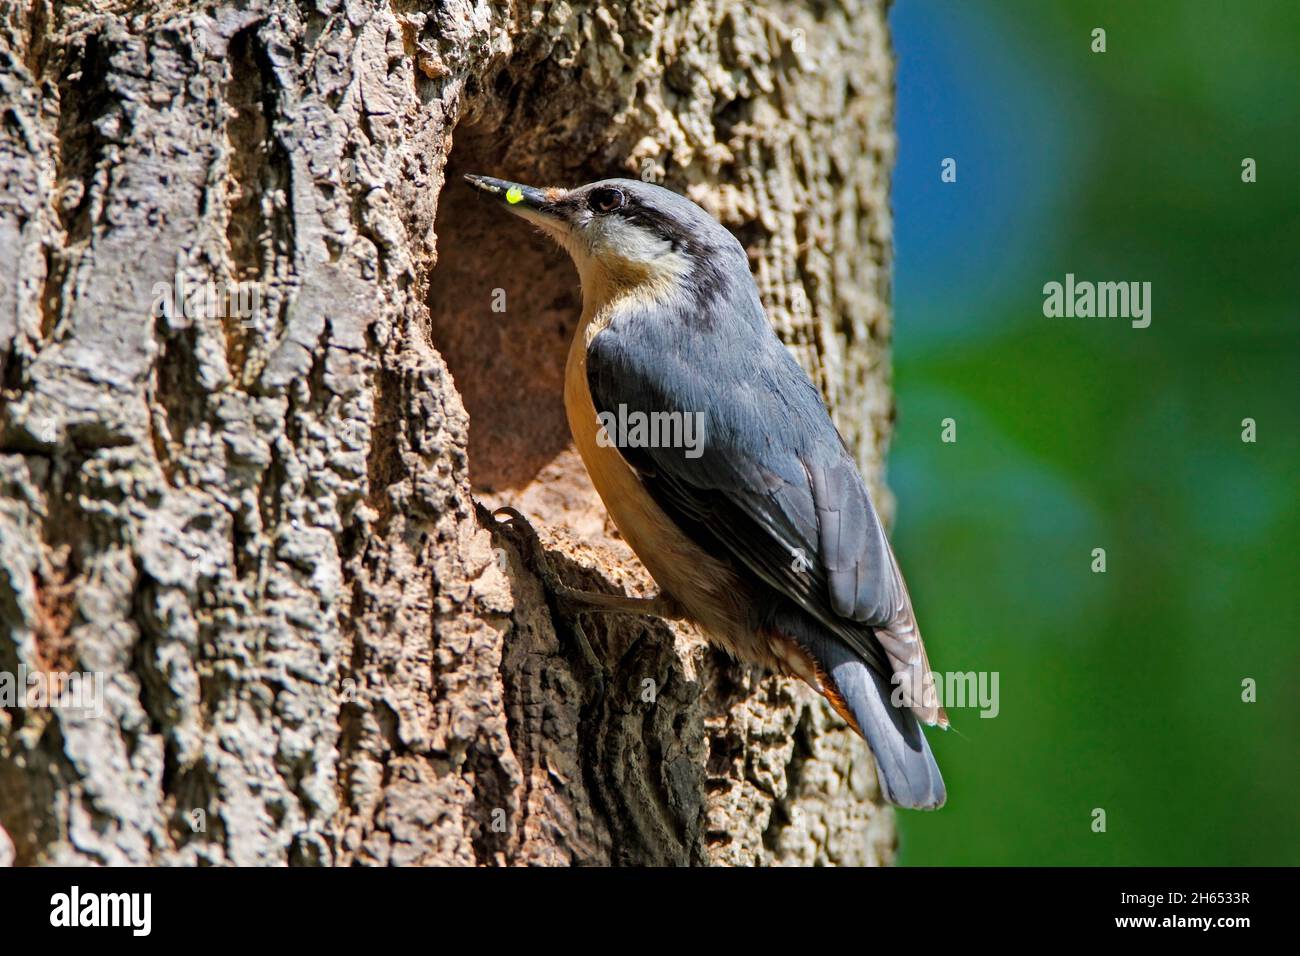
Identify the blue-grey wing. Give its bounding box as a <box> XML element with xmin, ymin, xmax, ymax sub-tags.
<box><xmin>585</xmin><ymin>302</ymin><xmax>939</xmax><ymax>722</ymax></box>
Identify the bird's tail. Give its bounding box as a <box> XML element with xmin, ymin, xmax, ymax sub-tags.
<box><xmin>770</xmin><ymin>609</ymin><xmax>947</xmax><ymax>810</ymax></box>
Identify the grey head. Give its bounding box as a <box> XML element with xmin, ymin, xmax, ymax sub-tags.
<box><xmin>464</xmin><ymin>175</ymin><xmax>757</xmax><ymax>314</ymax></box>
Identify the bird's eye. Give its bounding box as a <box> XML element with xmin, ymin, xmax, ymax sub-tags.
<box><xmin>588</xmin><ymin>187</ymin><xmax>626</xmax><ymax>213</ymax></box>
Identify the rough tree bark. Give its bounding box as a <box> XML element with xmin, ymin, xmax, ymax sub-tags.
<box><xmin>0</xmin><ymin>0</ymin><xmax>899</xmax><ymax>865</ymax></box>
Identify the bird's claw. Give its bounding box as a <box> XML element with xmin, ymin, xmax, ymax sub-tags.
<box><xmin>493</xmin><ymin>507</ymin><xmax>566</xmax><ymax>593</ymax></box>
<box><xmin>491</xmin><ymin>506</ymin><xmax>609</xmax><ymax>700</ymax></box>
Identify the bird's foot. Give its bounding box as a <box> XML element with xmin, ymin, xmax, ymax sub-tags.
<box><xmin>491</xmin><ymin>507</ymin><xmax>685</xmax><ymax>620</ymax></box>
<box><xmin>485</xmin><ymin>507</ymin><xmax>602</xmax><ymax>702</ymax></box>
<box><xmin>491</xmin><ymin>507</ymin><xmax>690</xmax><ymax>705</ymax></box>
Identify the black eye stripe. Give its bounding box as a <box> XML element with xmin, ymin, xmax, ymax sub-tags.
<box><xmin>581</xmin><ymin>191</ymin><xmax>713</xmax><ymax>261</ymax></box>
<box><xmin>616</xmin><ymin>206</ymin><xmax>699</xmax><ymax>250</ymax></box>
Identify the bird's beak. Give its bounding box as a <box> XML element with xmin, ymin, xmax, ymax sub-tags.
<box><xmin>464</xmin><ymin>174</ymin><xmax>566</xmax><ymax>222</ymax></box>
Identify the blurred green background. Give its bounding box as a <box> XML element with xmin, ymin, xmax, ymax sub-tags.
<box><xmin>888</xmin><ymin>0</ymin><xmax>1299</xmax><ymax>864</ymax></box>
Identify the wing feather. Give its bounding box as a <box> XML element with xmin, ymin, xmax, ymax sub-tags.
<box><xmin>586</xmin><ymin>300</ymin><xmax>943</xmax><ymax>724</ymax></box>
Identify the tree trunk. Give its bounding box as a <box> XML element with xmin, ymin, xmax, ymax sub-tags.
<box><xmin>0</xmin><ymin>0</ymin><xmax>899</xmax><ymax>865</ymax></box>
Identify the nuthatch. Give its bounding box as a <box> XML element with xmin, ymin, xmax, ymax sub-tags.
<box><xmin>466</xmin><ymin>174</ymin><xmax>947</xmax><ymax>809</ymax></box>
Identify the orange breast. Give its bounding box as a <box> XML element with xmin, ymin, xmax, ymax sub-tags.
<box><xmin>562</xmin><ymin>321</ymin><xmax>758</xmax><ymax>655</ymax></box>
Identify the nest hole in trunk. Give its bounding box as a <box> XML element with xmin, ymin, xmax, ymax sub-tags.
<box><xmin>427</xmin><ymin>123</ymin><xmax>615</xmax><ymax>538</ymax></box>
